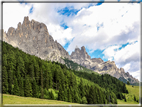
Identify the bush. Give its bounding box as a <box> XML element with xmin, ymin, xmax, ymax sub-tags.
<box><xmin>81</xmin><ymin>96</ymin><xmax>88</xmax><ymax>104</ymax></box>
<box><xmin>48</xmin><ymin>89</ymin><xmax>58</xmax><ymax>100</ymax></box>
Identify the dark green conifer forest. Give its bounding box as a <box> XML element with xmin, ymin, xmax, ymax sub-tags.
<box><xmin>2</xmin><ymin>41</ymin><xmax>128</xmax><ymax>104</ymax></box>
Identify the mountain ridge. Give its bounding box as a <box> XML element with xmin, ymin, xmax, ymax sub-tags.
<box><xmin>2</xmin><ymin>16</ymin><xmax>139</xmax><ymax>85</ymax></box>
<box><xmin>3</xmin><ymin>16</ymin><xmax>70</xmax><ymax>64</ymax></box>
<box><xmin>70</xmin><ymin>46</ymin><xmax>139</xmax><ymax>85</ymax></box>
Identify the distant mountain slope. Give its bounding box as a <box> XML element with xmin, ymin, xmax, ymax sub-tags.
<box><xmin>62</xmin><ymin>57</ymin><xmax>99</xmax><ymax>75</ymax></box>
<box><xmin>2</xmin><ymin>16</ymin><xmax>139</xmax><ymax>85</ymax></box>
<box><xmin>71</xmin><ymin>46</ymin><xmax>139</xmax><ymax>85</ymax></box>
<box><xmin>3</xmin><ymin>16</ymin><xmax>70</xmax><ymax>64</ymax></box>
<box><xmin>2</xmin><ymin>41</ymin><xmax>118</xmax><ymax>104</ymax></box>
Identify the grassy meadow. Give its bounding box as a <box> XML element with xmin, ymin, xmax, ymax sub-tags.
<box><xmin>3</xmin><ymin>85</ymin><xmax>140</xmax><ymax>105</ymax></box>
<box><xmin>117</xmin><ymin>84</ymin><xmax>140</xmax><ymax>104</ymax></box>
<box><xmin>3</xmin><ymin>94</ymin><xmax>79</xmax><ymax>104</ymax></box>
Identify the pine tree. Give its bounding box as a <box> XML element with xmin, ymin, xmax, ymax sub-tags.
<box><xmin>79</xmin><ymin>78</ymin><xmax>85</xmax><ymax>98</ymax></box>
<box><xmin>40</xmin><ymin>68</ymin><xmax>44</xmax><ymax>99</ymax></box>
<box><xmin>127</xmin><ymin>81</ymin><xmax>130</xmax><ymax>85</ymax></box>
<box><xmin>19</xmin><ymin>77</ymin><xmax>24</xmax><ymax>96</ymax></box>
<box><xmin>48</xmin><ymin>71</ymin><xmax>53</xmax><ymax>89</ymax></box>
<box><xmin>29</xmin><ymin>63</ymin><xmax>34</xmax><ymax>79</ymax></box>
<box><xmin>87</xmin><ymin>86</ymin><xmax>97</xmax><ymax>104</ymax></box>
<box><xmin>134</xmin><ymin>95</ymin><xmax>136</xmax><ymax>101</ymax></box>
<box><xmin>44</xmin><ymin>66</ymin><xmax>50</xmax><ymax>90</ymax></box>
<box><xmin>124</xmin><ymin>95</ymin><xmax>127</xmax><ymax>102</ymax></box>
<box><xmin>24</xmin><ymin>76</ymin><xmax>32</xmax><ymax>97</ymax></box>
<box><xmin>17</xmin><ymin>56</ymin><xmax>25</xmax><ymax>77</ymax></box>
<box><xmin>2</xmin><ymin>66</ymin><xmax>8</xmax><ymax>93</ymax></box>
<box><xmin>8</xmin><ymin>69</ymin><xmax>13</xmax><ymax>94</ymax></box>
<box><xmin>13</xmin><ymin>75</ymin><xmax>19</xmax><ymax>96</ymax></box>
<box><xmin>58</xmin><ymin>84</ymin><xmax>63</xmax><ymax>101</ymax></box>
<box><xmin>67</xmin><ymin>88</ymin><xmax>72</xmax><ymax>102</ymax></box>
<box><xmin>34</xmin><ymin>64</ymin><xmax>40</xmax><ymax>85</ymax></box>
<box><xmin>3</xmin><ymin>54</ymin><xmax>8</xmax><ymax>67</ymax></box>
<box><xmin>32</xmin><ymin>78</ymin><xmax>38</xmax><ymax>98</ymax></box>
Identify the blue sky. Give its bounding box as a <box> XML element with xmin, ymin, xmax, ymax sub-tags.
<box><xmin>55</xmin><ymin>3</ymin><xmax>137</xmax><ymax>62</ymax></box>
<box><xmin>3</xmin><ymin>2</ymin><xmax>140</xmax><ymax>80</ymax></box>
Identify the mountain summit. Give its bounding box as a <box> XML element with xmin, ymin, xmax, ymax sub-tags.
<box><xmin>70</xmin><ymin>46</ymin><xmax>139</xmax><ymax>85</ymax></box>
<box><xmin>3</xmin><ymin>16</ymin><xmax>70</xmax><ymax>64</ymax></box>
<box><xmin>3</xmin><ymin>16</ymin><xmax>139</xmax><ymax>85</ymax></box>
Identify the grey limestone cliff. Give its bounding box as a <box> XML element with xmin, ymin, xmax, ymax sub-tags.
<box><xmin>70</xmin><ymin>46</ymin><xmax>139</xmax><ymax>84</ymax></box>
<box><xmin>3</xmin><ymin>16</ymin><xmax>70</xmax><ymax>64</ymax></box>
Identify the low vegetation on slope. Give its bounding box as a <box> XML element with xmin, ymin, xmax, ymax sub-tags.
<box><xmin>3</xmin><ymin>94</ymin><xmax>78</xmax><ymax>104</ymax></box>
<box><xmin>117</xmin><ymin>84</ymin><xmax>139</xmax><ymax>104</ymax></box>
<box><xmin>63</xmin><ymin>58</ymin><xmax>98</xmax><ymax>75</ymax></box>
<box><xmin>2</xmin><ymin>41</ymin><xmax>117</xmax><ymax>104</ymax></box>
<box><xmin>72</xmin><ymin>70</ymin><xmax>129</xmax><ymax>100</ymax></box>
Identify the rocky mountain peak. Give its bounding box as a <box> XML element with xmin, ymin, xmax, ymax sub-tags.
<box><xmin>23</xmin><ymin>16</ymin><xmax>30</xmax><ymax>26</ymax></box>
<box><xmin>70</xmin><ymin>45</ymin><xmax>139</xmax><ymax>84</ymax></box>
<box><xmin>71</xmin><ymin>46</ymin><xmax>91</xmax><ymax>60</ymax></box>
<box><xmin>81</xmin><ymin>46</ymin><xmax>86</xmax><ymax>52</ymax></box>
<box><xmin>3</xmin><ymin>16</ymin><xmax>70</xmax><ymax>64</ymax></box>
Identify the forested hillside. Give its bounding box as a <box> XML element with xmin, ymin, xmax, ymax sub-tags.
<box><xmin>2</xmin><ymin>41</ymin><xmax>118</xmax><ymax>104</ymax></box>
<box><xmin>63</xmin><ymin>58</ymin><xmax>98</xmax><ymax>74</ymax></box>
<box><xmin>72</xmin><ymin>70</ymin><xmax>129</xmax><ymax>100</ymax></box>
<box><xmin>63</xmin><ymin>58</ymin><xmax>130</xmax><ymax>100</ymax></box>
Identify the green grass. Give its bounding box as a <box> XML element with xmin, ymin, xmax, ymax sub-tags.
<box><xmin>117</xmin><ymin>99</ymin><xmax>139</xmax><ymax>104</ymax></box>
<box><xmin>126</xmin><ymin>85</ymin><xmax>139</xmax><ymax>98</ymax></box>
<box><xmin>117</xmin><ymin>84</ymin><xmax>140</xmax><ymax>104</ymax></box>
<box><xmin>3</xmin><ymin>94</ymin><xmax>79</xmax><ymax>104</ymax></box>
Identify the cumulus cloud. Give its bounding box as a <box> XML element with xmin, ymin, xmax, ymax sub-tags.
<box><xmin>103</xmin><ymin>40</ymin><xmax>140</xmax><ymax>80</ymax></box>
<box><xmin>66</xmin><ymin>3</ymin><xmax>140</xmax><ymax>53</ymax></box>
<box><xmin>3</xmin><ymin>2</ymin><xmax>94</xmax><ymax>46</ymax></box>
<box><xmin>3</xmin><ymin>3</ymin><xmax>32</xmax><ymax>32</ymax></box>
<box><xmin>3</xmin><ymin>2</ymin><xmax>140</xmax><ymax>80</ymax></box>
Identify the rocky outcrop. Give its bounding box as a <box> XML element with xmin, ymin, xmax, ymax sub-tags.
<box><xmin>3</xmin><ymin>16</ymin><xmax>70</xmax><ymax>64</ymax></box>
<box><xmin>2</xmin><ymin>16</ymin><xmax>139</xmax><ymax>84</ymax></box>
<box><xmin>71</xmin><ymin>46</ymin><xmax>139</xmax><ymax>84</ymax></box>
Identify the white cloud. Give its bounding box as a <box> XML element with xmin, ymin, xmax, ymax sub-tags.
<box><xmin>3</xmin><ymin>3</ymin><xmax>94</xmax><ymax>46</ymax></box>
<box><xmin>3</xmin><ymin>3</ymin><xmax>32</xmax><ymax>32</ymax></box>
<box><xmin>102</xmin><ymin>45</ymin><xmax>121</xmax><ymax>61</ymax></box>
<box><xmin>103</xmin><ymin>41</ymin><xmax>140</xmax><ymax>80</ymax></box>
<box><xmin>66</xmin><ymin>3</ymin><xmax>140</xmax><ymax>53</ymax></box>
<box><xmin>3</xmin><ymin>2</ymin><xmax>140</xmax><ymax>80</ymax></box>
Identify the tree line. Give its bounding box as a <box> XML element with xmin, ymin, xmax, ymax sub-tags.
<box><xmin>2</xmin><ymin>41</ymin><xmax>117</xmax><ymax>104</ymax></box>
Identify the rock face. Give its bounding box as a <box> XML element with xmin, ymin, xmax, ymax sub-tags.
<box><xmin>71</xmin><ymin>46</ymin><xmax>139</xmax><ymax>84</ymax></box>
<box><xmin>3</xmin><ymin>16</ymin><xmax>70</xmax><ymax>64</ymax></box>
<box><xmin>2</xmin><ymin>16</ymin><xmax>139</xmax><ymax>85</ymax></box>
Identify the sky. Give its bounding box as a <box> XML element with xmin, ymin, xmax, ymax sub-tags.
<box><xmin>2</xmin><ymin>0</ymin><xmax>141</xmax><ymax>81</ymax></box>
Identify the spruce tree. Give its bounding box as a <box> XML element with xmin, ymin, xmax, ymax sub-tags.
<box><xmin>58</xmin><ymin>84</ymin><xmax>63</xmax><ymax>101</ymax></box>
<box><xmin>48</xmin><ymin>71</ymin><xmax>53</xmax><ymax>89</ymax></box>
<box><xmin>67</xmin><ymin>88</ymin><xmax>72</xmax><ymax>102</ymax></box>
<box><xmin>79</xmin><ymin>78</ymin><xmax>85</xmax><ymax>98</ymax></box>
<box><xmin>2</xmin><ymin>66</ymin><xmax>8</xmax><ymax>93</ymax></box>
<box><xmin>8</xmin><ymin>69</ymin><xmax>13</xmax><ymax>94</ymax></box>
<box><xmin>17</xmin><ymin>56</ymin><xmax>25</xmax><ymax>77</ymax></box>
<box><xmin>13</xmin><ymin>75</ymin><xmax>19</xmax><ymax>96</ymax></box>
<box><xmin>32</xmin><ymin>78</ymin><xmax>38</xmax><ymax>98</ymax></box>
<box><xmin>124</xmin><ymin>95</ymin><xmax>127</xmax><ymax>102</ymax></box>
<box><xmin>24</xmin><ymin>76</ymin><xmax>32</xmax><ymax>97</ymax></box>
<box><xmin>3</xmin><ymin>54</ymin><xmax>7</xmax><ymax>67</ymax></box>
<box><xmin>19</xmin><ymin>77</ymin><xmax>24</xmax><ymax>96</ymax></box>
<box><xmin>44</xmin><ymin>66</ymin><xmax>50</xmax><ymax>90</ymax></box>
<box><xmin>134</xmin><ymin>95</ymin><xmax>136</xmax><ymax>101</ymax></box>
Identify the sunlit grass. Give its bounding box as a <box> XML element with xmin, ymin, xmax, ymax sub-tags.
<box><xmin>117</xmin><ymin>84</ymin><xmax>140</xmax><ymax>104</ymax></box>
<box><xmin>3</xmin><ymin>94</ymin><xmax>78</xmax><ymax>104</ymax></box>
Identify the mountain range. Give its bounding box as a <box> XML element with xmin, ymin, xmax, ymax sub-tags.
<box><xmin>2</xmin><ymin>16</ymin><xmax>139</xmax><ymax>85</ymax></box>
